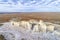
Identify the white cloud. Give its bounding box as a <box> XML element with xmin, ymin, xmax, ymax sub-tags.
<box><xmin>0</xmin><ymin>0</ymin><xmax>60</xmax><ymax>12</ymax></box>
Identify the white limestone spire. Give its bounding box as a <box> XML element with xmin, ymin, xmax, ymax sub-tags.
<box><xmin>39</xmin><ymin>20</ymin><xmax>47</xmax><ymax>32</ymax></box>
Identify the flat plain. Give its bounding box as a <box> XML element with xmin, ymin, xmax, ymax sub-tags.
<box><xmin>0</xmin><ymin>12</ymin><xmax>60</xmax><ymax>23</ymax></box>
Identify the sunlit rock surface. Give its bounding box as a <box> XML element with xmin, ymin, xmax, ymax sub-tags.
<box><xmin>0</xmin><ymin>19</ymin><xmax>60</xmax><ymax>40</ymax></box>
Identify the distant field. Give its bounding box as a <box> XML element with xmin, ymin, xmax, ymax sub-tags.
<box><xmin>0</xmin><ymin>12</ymin><xmax>60</xmax><ymax>23</ymax></box>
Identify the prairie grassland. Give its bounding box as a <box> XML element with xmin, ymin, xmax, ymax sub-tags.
<box><xmin>0</xmin><ymin>12</ymin><xmax>60</xmax><ymax>23</ymax></box>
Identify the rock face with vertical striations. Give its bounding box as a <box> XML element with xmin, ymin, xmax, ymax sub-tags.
<box><xmin>0</xmin><ymin>18</ymin><xmax>60</xmax><ymax>40</ymax></box>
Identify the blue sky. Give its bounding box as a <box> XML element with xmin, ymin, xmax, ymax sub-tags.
<box><xmin>0</xmin><ymin>0</ymin><xmax>60</xmax><ymax>12</ymax></box>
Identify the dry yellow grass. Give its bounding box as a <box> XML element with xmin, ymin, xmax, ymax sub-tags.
<box><xmin>0</xmin><ymin>12</ymin><xmax>60</xmax><ymax>23</ymax></box>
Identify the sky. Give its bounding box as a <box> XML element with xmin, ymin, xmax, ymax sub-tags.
<box><xmin>0</xmin><ymin>0</ymin><xmax>60</xmax><ymax>12</ymax></box>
